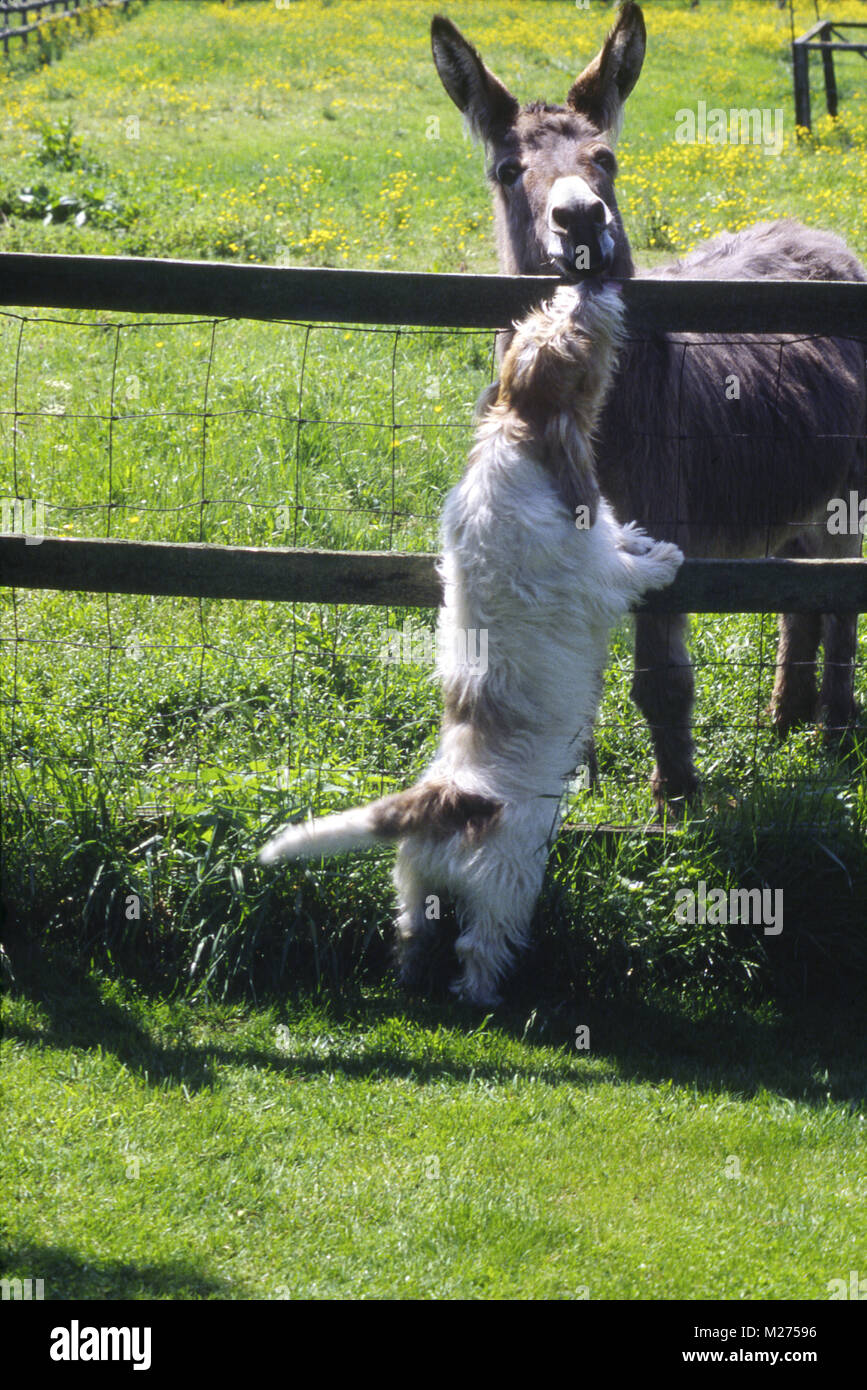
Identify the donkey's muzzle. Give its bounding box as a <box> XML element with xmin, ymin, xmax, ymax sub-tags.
<box><xmin>546</xmin><ymin>176</ymin><xmax>615</xmax><ymax>281</ymax></box>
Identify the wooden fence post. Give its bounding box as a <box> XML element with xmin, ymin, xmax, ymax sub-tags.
<box><xmin>820</xmin><ymin>24</ymin><xmax>838</xmax><ymax>119</ymax></box>
<box><xmin>792</xmin><ymin>38</ymin><xmax>811</xmax><ymax>132</ymax></box>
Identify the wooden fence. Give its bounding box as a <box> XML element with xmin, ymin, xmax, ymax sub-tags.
<box><xmin>0</xmin><ymin>0</ymin><xmax>132</xmax><ymax>55</ymax></box>
<box><xmin>792</xmin><ymin>18</ymin><xmax>867</xmax><ymax>132</ymax></box>
<box><xmin>1</xmin><ymin>249</ymin><xmax>866</xmax><ymax>615</ymax></box>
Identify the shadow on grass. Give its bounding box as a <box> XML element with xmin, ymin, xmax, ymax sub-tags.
<box><xmin>499</xmin><ymin>987</ymin><xmax>867</xmax><ymax>1108</ymax></box>
<box><xmin>4</xmin><ymin>937</ymin><xmax>865</xmax><ymax>1108</ymax></box>
<box><xmin>5</xmin><ymin>943</ymin><xmax>221</xmax><ymax>1091</ymax></box>
<box><xmin>0</xmin><ymin>1240</ymin><xmax>238</xmax><ymax>1300</ymax></box>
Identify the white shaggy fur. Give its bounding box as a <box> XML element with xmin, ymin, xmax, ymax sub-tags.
<box><xmin>259</xmin><ymin>284</ymin><xmax>682</xmax><ymax>1006</ymax></box>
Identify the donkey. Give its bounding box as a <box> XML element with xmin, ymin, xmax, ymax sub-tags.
<box><xmin>431</xmin><ymin>1</ymin><xmax>866</xmax><ymax>809</ymax></box>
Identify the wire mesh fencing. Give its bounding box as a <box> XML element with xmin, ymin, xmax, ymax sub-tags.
<box><xmin>2</xmin><ymin>292</ymin><xmax>865</xmax><ymax>854</ymax></box>
<box><xmin>0</xmin><ymin>307</ymin><xmax>495</xmax><ymax>838</ymax></box>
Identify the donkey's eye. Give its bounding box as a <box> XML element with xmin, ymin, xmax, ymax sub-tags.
<box><xmin>495</xmin><ymin>159</ymin><xmax>524</xmax><ymax>188</ymax></box>
<box><xmin>591</xmin><ymin>147</ymin><xmax>617</xmax><ymax>175</ymax></box>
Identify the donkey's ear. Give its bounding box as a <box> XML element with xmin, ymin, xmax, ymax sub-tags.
<box><xmin>566</xmin><ymin>1</ymin><xmax>646</xmax><ymax>141</ymax></box>
<box><xmin>431</xmin><ymin>15</ymin><xmax>519</xmax><ymax>143</ymax></box>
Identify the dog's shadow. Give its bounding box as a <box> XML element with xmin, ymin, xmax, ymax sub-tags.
<box><xmin>5</xmin><ymin>933</ymin><xmax>864</xmax><ymax>1110</ymax></box>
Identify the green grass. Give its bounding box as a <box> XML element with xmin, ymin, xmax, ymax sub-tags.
<box><xmin>2</xmin><ymin>0</ymin><xmax>865</xmax><ymax>265</ymax></box>
<box><xmin>3</xmin><ymin>962</ymin><xmax>865</xmax><ymax>1300</ymax></box>
<box><xmin>1</xmin><ymin>0</ymin><xmax>866</xmax><ymax>1300</ymax></box>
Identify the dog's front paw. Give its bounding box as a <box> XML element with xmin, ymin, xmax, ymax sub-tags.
<box><xmin>618</xmin><ymin>521</ymin><xmax>655</xmax><ymax>556</ymax></box>
<box><xmin>641</xmin><ymin>540</ymin><xmax>684</xmax><ymax>589</ymax></box>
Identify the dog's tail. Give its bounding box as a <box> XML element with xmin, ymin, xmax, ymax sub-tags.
<box><xmin>258</xmin><ymin>780</ymin><xmax>502</xmax><ymax>866</ymax></box>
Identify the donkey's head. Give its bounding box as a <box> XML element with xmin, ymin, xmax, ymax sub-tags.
<box><xmin>431</xmin><ymin>3</ymin><xmax>645</xmax><ymax>280</ymax></box>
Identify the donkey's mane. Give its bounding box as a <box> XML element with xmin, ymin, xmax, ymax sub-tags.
<box><xmin>520</xmin><ymin>103</ymin><xmax>589</xmax><ymax>137</ymax></box>
<box><xmin>523</xmin><ymin>100</ymin><xmax>568</xmax><ymax>117</ymax></box>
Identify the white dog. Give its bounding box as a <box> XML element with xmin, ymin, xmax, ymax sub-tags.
<box><xmin>259</xmin><ymin>283</ymin><xmax>682</xmax><ymax>1005</ymax></box>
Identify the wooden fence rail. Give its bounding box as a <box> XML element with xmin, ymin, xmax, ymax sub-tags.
<box><xmin>2</xmin><ymin>537</ymin><xmax>867</xmax><ymax>615</ymax></box>
<box><xmin>3</xmin><ymin>251</ymin><xmax>867</xmax><ymax>335</ymax></box>
<box><xmin>1</xmin><ymin>252</ymin><xmax>865</xmax><ymax>613</ymax></box>
<box><xmin>0</xmin><ymin>0</ymin><xmax>130</xmax><ymax>54</ymax></box>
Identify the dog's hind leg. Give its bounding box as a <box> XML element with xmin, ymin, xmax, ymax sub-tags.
<box><xmin>392</xmin><ymin>843</ymin><xmax>440</xmax><ymax>992</ymax></box>
<box><xmin>451</xmin><ymin>910</ymin><xmax>513</xmax><ymax>1008</ymax></box>
<box><xmin>451</xmin><ymin>864</ymin><xmax>544</xmax><ymax>1008</ymax></box>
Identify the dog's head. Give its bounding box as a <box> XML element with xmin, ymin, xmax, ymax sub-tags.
<box><xmin>499</xmin><ymin>282</ymin><xmax>624</xmax><ymax>420</ymax></box>
<box><xmin>494</xmin><ymin>282</ymin><xmax>624</xmax><ymax>520</ymax></box>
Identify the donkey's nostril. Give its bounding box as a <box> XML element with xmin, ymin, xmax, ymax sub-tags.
<box><xmin>549</xmin><ymin>197</ymin><xmax>606</xmax><ymax>236</ymax></box>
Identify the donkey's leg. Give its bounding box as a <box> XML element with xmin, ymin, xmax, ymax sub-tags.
<box><xmin>820</xmin><ymin>615</ymin><xmax>858</xmax><ymax>742</ymax></box>
<box><xmin>771</xmin><ymin>526</ymin><xmax>860</xmax><ymax>741</ymax></box>
<box><xmin>769</xmin><ymin>616</ymin><xmax>822</xmax><ymax>735</ymax></box>
<box><xmin>818</xmin><ymin>524</ymin><xmax>861</xmax><ymax>743</ymax></box>
<box><xmin>631</xmin><ymin>611</ymin><xmax>697</xmax><ymax>810</ymax></box>
<box><xmin>769</xmin><ymin>535</ymin><xmax>822</xmax><ymax>737</ymax></box>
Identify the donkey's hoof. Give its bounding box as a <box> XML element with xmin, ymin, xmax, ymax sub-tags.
<box><xmin>819</xmin><ymin>711</ymin><xmax>860</xmax><ymax>760</ymax></box>
<box><xmin>650</xmin><ymin>764</ymin><xmax>700</xmax><ymax>818</ymax></box>
<box><xmin>768</xmin><ymin>691</ymin><xmax>819</xmax><ymax>740</ymax></box>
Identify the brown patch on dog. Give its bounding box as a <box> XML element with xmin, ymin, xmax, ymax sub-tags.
<box><xmin>370</xmin><ymin>781</ymin><xmax>501</xmax><ymax>842</ymax></box>
<box><xmin>491</xmin><ymin>296</ymin><xmax>617</xmax><ymax>522</ymax></box>
<box><xmin>544</xmin><ymin>428</ymin><xmax>600</xmax><ymax>524</ymax></box>
<box><xmin>441</xmin><ymin>684</ymin><xmax>502</xmax><ymax>741</ymax></box>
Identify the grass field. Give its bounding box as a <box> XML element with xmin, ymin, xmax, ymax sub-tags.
<box><xmin>4</xmin><ymin>973</ymin><xmax>865</xmax><ymax>1300</ymax></box>
<box><xmin>1</xmin><ymin>0</ymin><xmax>866</xmax><ymax>1301</ymax></box>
